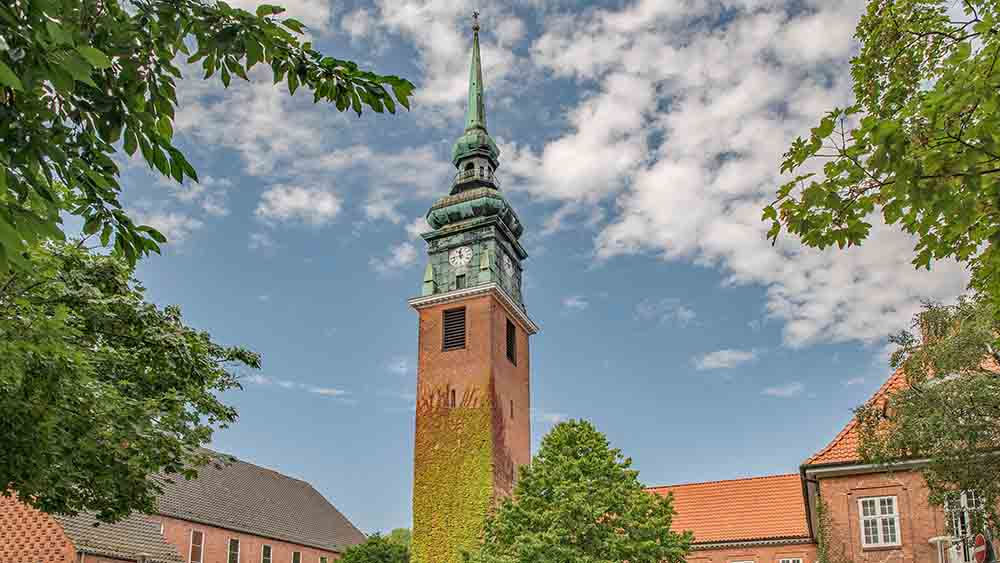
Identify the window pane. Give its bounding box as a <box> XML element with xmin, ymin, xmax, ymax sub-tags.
<box><xmin>293</xmin><ymin>552</ymin><xmax>301</xmax><ymax>563</ymax></box>
<box><xmin>262</xmin><ymin>545</ymin><xmax>272</xmax><ymax>563</ymax></box>
<box><xmin>228</xmin><ymin>539</ymin><xmax>240</xmax><ymax>563</ymax></box>
<box><xmin>882</xmin><ymin>516</ymin><xmax>898</xmax><ymax>544</ymax></box>
<box><xmin>191</xmin><ymin>531</ymin><xmax>204</xmax><ymax>563</ymax></box>
<box><xmin>880</xmin><ymin>497</ymin><xmax>895</xmax><ymax>515</ymax></box>
<box><xmin>863</xmin><ymin>518</ymin><xmax>879</xmax><ymax>545</ymax></box>
<box><xmin>862</xmin><ymin>499</ymin><xmax>876</xmax><ymax>517</ymax></box>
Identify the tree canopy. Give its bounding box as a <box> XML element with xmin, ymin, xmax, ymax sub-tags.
<box><xmin>0</xmin><ymin>0</ymin><xmax>413</xmax><ymax>270</ymax></box>
<box><xmin>343</xmin><ymin>533</ymin><xmax>410</xmax><ymax>563</ymax></box>
<box><xmin>0</xmin><ymin>240</ymin><xmax>260</xmax><ymax>522</ymax></box>
<box><xmin>467</xmin><ymin>420</ymin><xmax>691</xmax><ymax>563</ymax></box>
<box><xmin>764</xmin><ymin>0</ymin><xmax>1000</xmax><ymax>306</ymax></box>
<box><xmin>856</xmin><ymin>294</ymin><xmax>1000</xmax><ymax>530</ymax></box>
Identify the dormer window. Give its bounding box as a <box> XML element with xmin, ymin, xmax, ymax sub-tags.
<box><xmin>465</xmin><ymin>162</ymin><xmax>474</xmax><ymax>171</ymax></box>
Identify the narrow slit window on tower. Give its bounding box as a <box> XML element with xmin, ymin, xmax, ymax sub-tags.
<box><xmin>456</xmin><ymin>274</ymin><xmax>467</xmax><ymax>289</ymax></box>
<box><xmin>443</xmin><ymin>307</ymin><xmax>467</xmax><ymax>351</ymax></box>
<box><xmin>510</xmin><ymin>399</ymin><xmax>514</xmax><ymax>419</ymax></box>
<box><xmin>506</xmin><ymin>318</ymin><xmax>517</xmax><ymax>364</ymax></box>
<box><xmin>450</xmin><ymin>389</ymin><xmax>457</xmax><ymax>408</ymax></box>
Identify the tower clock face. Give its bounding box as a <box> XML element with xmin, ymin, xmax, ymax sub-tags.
<box><xmin>449</xmin><ymin>246</ymin><xmax>473</xmax><ymax>267</ymax></box>
<box><xmin>502</xmin><ymin>253</ymin><xmax>515</xmax><ymax>276</ymax></box>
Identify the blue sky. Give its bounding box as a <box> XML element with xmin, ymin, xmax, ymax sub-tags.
<box><xmin>120</xmin><ymin>0</ymin><xmax>971</xmax><ymax>534</ymax></box>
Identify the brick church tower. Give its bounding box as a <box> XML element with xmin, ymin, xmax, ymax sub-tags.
<box><xmin>408</xmin><ymin>14</ymin><xmax>538</xmax><ymax>563</ymax></box>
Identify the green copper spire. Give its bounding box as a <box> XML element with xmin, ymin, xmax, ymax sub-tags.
<box><xmin>465</xmin><ymin>12</ymin><xmax>487</xmax><ymax>132</ymax></box>
<box><xmin>451</xmin><ymin>12</ymin><xmax>500</xmax><ymax>169</ymax></box>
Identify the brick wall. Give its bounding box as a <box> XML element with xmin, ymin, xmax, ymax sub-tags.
<box><xmin>156</xmin><ymin>515</ymin><xmax>340</xmax><ymax>563</ymax></box>
<box><xmin>0</xmin><ymin>494</ymin><xmax>77</xmax><ymax>563</ymax></box>
<box><xmin>817</xmin><ymin>469</ymin><xmax>947</xmax><ymax>563</ymax></box>
<box><xmin>684</xmin><ymin>541</ymin><xmax>816</xmax><ymax>562</ymax></box>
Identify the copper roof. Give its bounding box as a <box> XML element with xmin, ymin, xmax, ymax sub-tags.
<box><xmin>648</xmin><ymin>473</ymin><xmax>811</xmax><ymax>544</ymax></box>
<box><xmin>803</xmin><ymin>367</ymin><xmax>908</xmax><ymax>466</ymax></box>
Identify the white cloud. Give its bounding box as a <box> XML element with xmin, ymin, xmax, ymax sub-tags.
<box><xmin>224</xmin><ymin>0</ymin><xmax>334</xmax><ymax>32</ymax></box>
<box><xmin>248</xmin><ymin>232</ymin><xmax>277</xmax><ymax>251</ymax></box>
<box><xmin>355</xmin><ymin>2</ymin><xmax>524</xmax><ymax>119</ymax></box>
<box><xmin>309</xmin><ymin>386</ymin><xmax>348</xmax><ymax>397</ymax></box>
<box><xmin>761</xmin><ymin>381</ymin><xmax>805</xmax><ymax>398</ymax></box>
<box><xmin>634</xmin><ymin>298</ymin><xmax>696</xmax><ymax>326</ymax></box>
<box><xmin>406</xmin><ymin>216</ymin><xmax>432</xmax><ymax>239</ymax></box>
<box><xmin>844</xmin><ymin>377</ymin><xmax>866</xmax><ymax>386</ymax></box>
<box><xmin>508</xmin><ymin>0</ymin><xmax>970</xmax><ymax>348</ymax></box>
<box><xmin>388</xmin><ymin>357</ymin><xmax>412</xmax><ymax>376</ymax></box>
<box><xmin>562</xmin><ymin>295</ymin><xmax>589</xmax><ymax>311</ymax></box>
<box><xmin>244</xmin><ymin>374</ymin><xmax>350</xmax><ymax>400</ymax></box>
<box><xmin>256</xmin><ymin>185</ymin><xmax>342</xmax><ymax>226</ymax></box>
<box><xmin>532</xmin><ymin>408</ymin><xmax>567</xmax><ymax>425</ymax></box>
<box><xmin>694</xmin><ymin>348</ymin><xmax>758</xmax><ymax>370</ymax></box>
<box><xmin>131</xmin><ymin>211</ymin><xmax>203</xmax><ymax>244</ymax></box>
<box><xmin>370</xmin><ymin>242</ymin><xmax>419</xmax><ymax>275</ymax></box>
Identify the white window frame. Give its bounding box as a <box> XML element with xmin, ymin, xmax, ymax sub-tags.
<box><xmin>780</xmin><ymin>559</ymin><xmax>804</xmax><ymax>563</ymax></box>
<box><xmin>188</xmin><ymin>529</ymin><xmax>205</xmax><ymax>563</ymax></box>
<box><xmin>292</xmin><ymin>551</ymin><xmax>301</xmax><ymax>563</ymax></box>
<box><xmin>228</xmin><ymin>537</ymin><xmax>241</xmax><ymax>563</ymax></box>
<box><xmin>261</xmin><ymin>544</ymin><xmax>272</xmax><ymax>563</ymax></box>
<box><xmin>858</xmin><ymin>495</ymin><xmax>901</xmax><ymax>548</ymax></box>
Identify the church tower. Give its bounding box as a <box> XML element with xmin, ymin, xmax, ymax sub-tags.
<box><xmin>408</xmin><ymin>14</ymin><xmax>538</xmax><ymax>563</ymax></box>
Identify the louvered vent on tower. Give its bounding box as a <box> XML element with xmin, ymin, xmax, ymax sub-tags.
<box><xmin>443</xmin><ymin>307</ymin><xmax>467</xmax><ymax>351</ymax></box>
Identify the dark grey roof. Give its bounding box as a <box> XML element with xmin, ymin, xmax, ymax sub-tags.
<box><xmin>54</xmin><ymin>511</ymin><xmax>183</xmax><ymax>563</ymax></box>
<box><xmin>155</xmin><ymin>451</ymin><xmax>366</xmax><ymax>553</ymax></box>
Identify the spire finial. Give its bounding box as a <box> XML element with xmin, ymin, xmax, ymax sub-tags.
<box><xmin>464</xmin><ymin>13</ymin><xmax>487</xmax><ymax>133</ymax></box>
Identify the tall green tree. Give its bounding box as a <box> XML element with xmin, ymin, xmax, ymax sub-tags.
<box><xmin>387</xmin><ymin>528</ymin><xmax>412</xmax><ymax>549</ymax></box>
<box><xmin>0</xmin><ymin>240</ymin><xmax>260</xmax><ymax>522</ymax></box>
<box><xmin>764</xmin><ymin>1</ymin><xmax>1000</xmax><ymax>306</ymax></box>
<box><xmin>856</xmin><ymin>294</ymin><xmax>1000</xmax><ymax>531</ymax></box>
<box><xmin>343</xmin><ymin>533</ymin><xmax>410</xmax><ymax>563</ymax></box>
<box><xmin>0</xmin><ymin>0</ymin><xmax>413</xmax><ymax>270</ymax></box>
<box><xmin>467</xmin><ymin>420</ymin><xmax>691</xmax><ymax>563</ymax></box>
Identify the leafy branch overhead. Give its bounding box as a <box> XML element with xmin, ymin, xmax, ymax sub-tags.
<box><xmin>0</xmin><ymin>0</ymin><xmax>414</xmax><ymax>269</ymax></box>
<box><xmin>764</xmin><ymin>0</ymin><xmax>1000</xmax><ymax>305</ymax></box>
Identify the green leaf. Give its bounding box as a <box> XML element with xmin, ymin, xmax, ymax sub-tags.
<box><xmin>255</xmin><ymin>4</ymin><xmax>285</xmax><ymax>17</ymax></box>
<box><xmin>75</xmin><ymin>46</ymin><xmax>112</xmax><ymax>69</ymax></box>
<box><xmin>124</xmin><ymin>129</ymin><xmax>138</xmax><ymax>156</ymax></box>
<box><xmin>45</xmin><ymin>20</ymin><xmax>74</xmax><ymax>46</ymax></box>
<box><xmin>0</xmin><ymin>60</ymin><xmax>23</xmax><ymax>91</ymax></box>
<box><xmin>59</xmin><ymin>52</ymin><xmax>97</xmax><ymax>88</ymax></box>
<box><xmin>281</xmin><ymin>18</ymin><xmax>305</xmax><ymax>33</ymax></box>
<box><xmin>82</xmin><ymin>215</ymin><xmax>101</xmax><ymax>235</ymax></box>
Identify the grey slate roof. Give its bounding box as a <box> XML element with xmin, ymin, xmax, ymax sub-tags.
<box><xmin>155</xmin><ymin>451</ymin><xmax>367</xmax><ymax>553</ymax></box>
<box><xmin>53</xmin><ymin>511</ymin><xmax>183</xmax><ymax>563</ymax></box>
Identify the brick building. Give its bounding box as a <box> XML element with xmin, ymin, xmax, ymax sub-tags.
<box><xmin>650</xmin><ymin>367</ymin><xmax>993</xmax><ymax>563</ymax></box>
<box><xmin>1</xmin><ymin>452</ymin><xmax>365</xmax><ymax>563</ymax></box>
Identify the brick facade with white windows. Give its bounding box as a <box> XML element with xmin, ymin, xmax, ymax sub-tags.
<box><xmin>651</xmin><ymin>367</ymin><xmax>997</xmax><ymax>563</ymax></box>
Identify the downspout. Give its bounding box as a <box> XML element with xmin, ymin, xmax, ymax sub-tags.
<box><xmin>799</xmin><ymin>465</ymin><xmax>815</xmax><ymax>540</ymax></box>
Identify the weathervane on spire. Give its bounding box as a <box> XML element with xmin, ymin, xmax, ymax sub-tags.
<box><xmin>472</xmin><ymin>11</ymin><xmax>480</xmax><ymax>32</ymax></box>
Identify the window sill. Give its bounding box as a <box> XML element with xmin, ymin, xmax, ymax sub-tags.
<box><xmin>862</xmin><ymin>545</ymin><xmax>902</xmax><ymax>552</ymax></box>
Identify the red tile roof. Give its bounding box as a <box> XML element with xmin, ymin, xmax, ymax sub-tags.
<box><xmin>803</xmin><ymin>367</ymin><xmax>908</xmax><ymax>466</ymax></box>
<box><xmin>648</xmin><ymin>474</ymin><xmax>810</xmax><ymax>544</ymax></box>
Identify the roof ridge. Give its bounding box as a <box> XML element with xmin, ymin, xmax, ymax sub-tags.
<box><xmin>201</xmin><ymin>448</ymin><xmax>311</xmax><ymax>485</ymax></box>
<box><xmin>647</xmin><ymin>472</ymin><xmax>800</xmax><ymax>490</ymax></box>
